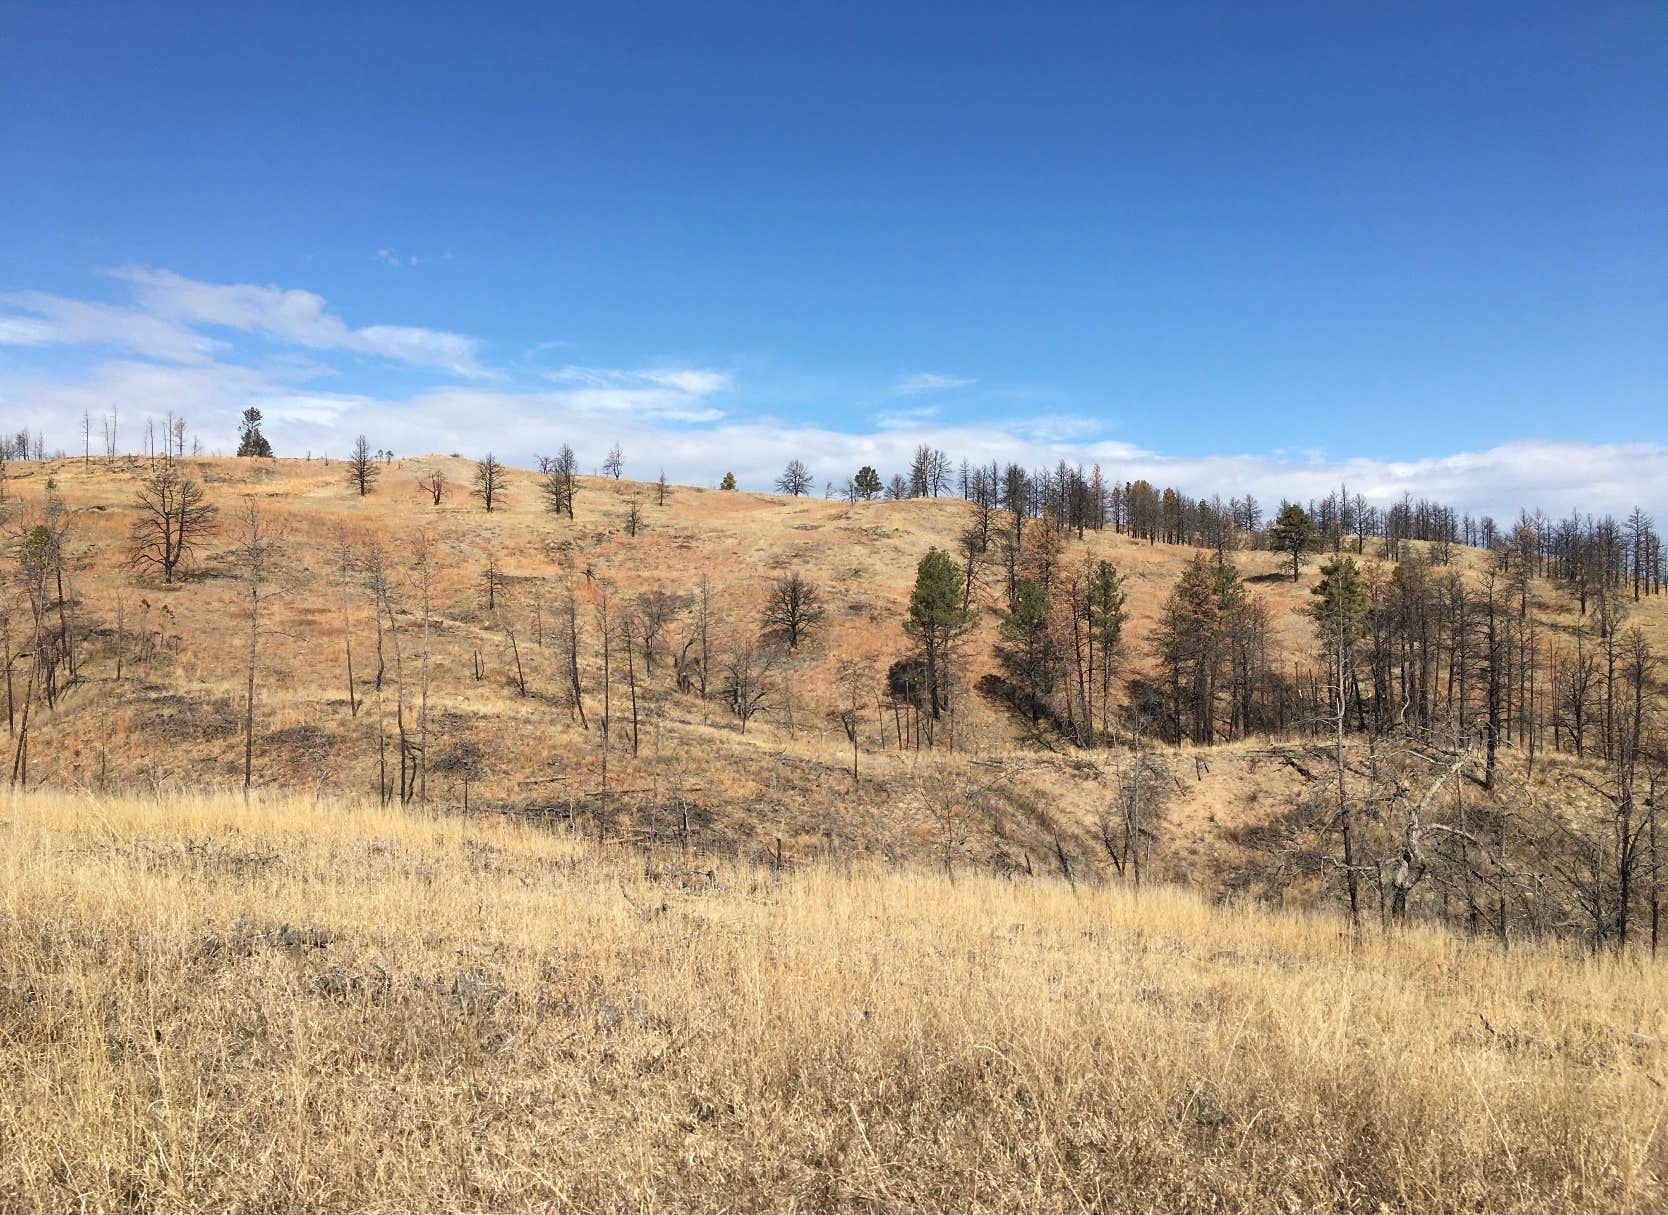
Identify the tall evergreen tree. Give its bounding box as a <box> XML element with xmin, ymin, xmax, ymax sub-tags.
<box><xmin>235</xmin><ymin>407</ymin><xmax>273</xmax><ymax>458</ymax></box>
<box><xmin>905</xmin><ymin>547</ymin><xmax>971</xmax><ymax>721</ymax></box>
<box><xmin>1269</xmin><ymin>503</ymin><xmax>1317</xmax><ymax>581</ymax></box>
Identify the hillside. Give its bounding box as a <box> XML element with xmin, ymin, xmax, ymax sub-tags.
<box><xmin>3</xmin><ymin>788</ymin><xmax>1664</xmax><ymax>1211</ymax></box>
<box><xmin>4</xmin><ymin>453</ymin><xmax>1662</xmax><ymax>899</ymax></box>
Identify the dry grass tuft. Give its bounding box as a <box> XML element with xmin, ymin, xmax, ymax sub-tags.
<box><xmin>3</xmin><ymin>789</ymin><xmax>1665</xmax><ymax>1211</ymax></box>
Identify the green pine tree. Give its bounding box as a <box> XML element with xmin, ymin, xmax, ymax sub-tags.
<box><xmin>905</xmin><ymin>547</ymin><xmax>971</xmax><ymax>721</ymax></box>
<box><xmin>719</xmin><ymin>471</ymin><xmax>737</xmax><ymax>491</ymax></box>
<box><xmin>1001</xmin><ymin>577</ymin><xmax>1052</xmax><ymax>721</ymax></box>
<box><xmin>1308</xmin><ymin>556</ymin><xmax>1370</xmax><ymax>647</ymax></box>
<box><xmin>1268</xmin><ymin>503</ymin><xmax>1316</xmax><ymax>581</ymax></box>
<box><xmin>236</xmin><ymin>407</ymin><xmax>273</xmax><ymax>458</ymax></box>
<box><xmin>854</xmin><ymin>465</ymin><xmax>883</xmax><ymax>500</ymax></box>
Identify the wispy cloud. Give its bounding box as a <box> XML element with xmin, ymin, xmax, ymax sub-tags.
<box><xmin>111</xmin><ymin>266</ymin><xmax>486</xmax><ymax>375</ymax></box>
<box><xmin>0</xmin><ymin>290</ymin><xmax>217</xmax><ymax>364</ymax></box>
<box><xmin>375</xmin><ymin>248</ymin><xmax>424</xmax><ymax>269</ymax></box>
<box><xmin>892</xmin><ymin>372</ymin><xmax>975</xmax><ymax>396</ymax></box>
<box><xmin>0</xmin><ymin>267</ymin><xmax>489</xmax><ymax>377</ymax></box>
<box><xmin>542</xmin><ymin>366</ymin><xmax>732</xmax><ymax>422</ymax></box>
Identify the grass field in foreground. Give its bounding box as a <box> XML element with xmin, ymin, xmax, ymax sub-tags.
<box><xmin>2</xmin><ymin>790</ymin><xmax>1665</xmax><ymax>1212</ymax></box>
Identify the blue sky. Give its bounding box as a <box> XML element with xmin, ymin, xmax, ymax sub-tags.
<box><xmin>2</xmin><ymin>1</ymin><xmax>1665</xmax><ymax>514</ymax></box>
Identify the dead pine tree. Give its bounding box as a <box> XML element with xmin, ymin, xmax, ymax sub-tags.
<box><xmin>622</xmin><ymin>606</ymin><xmax>641</xmax><ymax>755</ymax></box>
<box><xmin>129</xmin><ymin>462</ymin><xmax>216</xmax><ymax>584</ymax></box>
<box><xmin>43</xmin><ymin>496</ymin><xmax>77</xmax><ymax>684</ymax></box>
<box><xmin>415</xmin><ymin>532</ymin><xmax>435</xmax><ymax>806</ymax></box>
<box><xmin>834</xmin><ymin>655</ymin><xmax>870</xmax><ymax>789</ymax></box>
<box><xmin>479</xmin><ymin>552</ymin><xmax>508</xmax><ymax>613</ymax></box>
<box><xmin>562</xmin><ymin>572</ymin><xmax>588</xmax><ymax>728</ymax></box>
<box><xmin>364</xmin><ymin>543</ymin><xmax>411</xmax><ymax>803</ymax></box>
<box><xmin>334</xmin><ymin>527</ymin><xmax>359</xmax><ymax>716</ymax></box>
<box><xmin>504</xmin><ymin>617</ymin><xmax>528</xmax><ymax>697</ymax></box>
<box><xmin>233</xmin><ymin>499</ymin><xmax>284</xmax><ymax>799</ymax></box>
<box><xmin>595</xmin><ymin>582</ymin><xmax>613</xmax><ymax>815</ymax></box>
<box><xmin>472</xmin><ymin>453</ymin><xmax>508</xmax><ymax>512</ymax></box>
<box><xmin>347</xmin><ymin>435</ymin><xmax>380</xmax><ymax>496</ymax></box>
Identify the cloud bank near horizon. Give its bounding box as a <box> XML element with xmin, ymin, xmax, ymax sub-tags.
<box><xmin>1</xmin><ymin>267</ymin><xmax>1664</xmax><ymax>523</ymax></box>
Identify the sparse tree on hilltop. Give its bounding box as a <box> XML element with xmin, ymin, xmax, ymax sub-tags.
<box><xmin>776</xmin><ymin>460</ymin><xmax>813</xmax><ymax>497</ymax></box>
<box><xmin>348</xmin><ymin>436</ymin><xmax>379</xmax><ymax>496</ymax></box>
<box><xmin>236</xmin><ymin>407</ymin><xmax>273</xmax><ymax>458</ymax></box>
<box><xmin>854</xmin><ymin>465</ymin><xmax>883</xmax><ymax>500</ymax></box>
<box><xmin>603</xmin><ymin>442</ymin><xmax>624</xmax><ymax>479</ymax></box>
<box><xmin>719</xmin><ymin>471</ymin><xmax>737</xmax><ymax>491</ymax></box>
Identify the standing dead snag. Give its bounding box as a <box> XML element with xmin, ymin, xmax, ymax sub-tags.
<box><xmin>233</xmin><ymin>499</ymin><xmax>284</xmax><ymax>796</ymax></box>
<box><xmin>834</xmin><ymin>656</ymin><xmax>871</xmax><ymax>789</ymax></box>
<box><xmin>472</xmin><ymin>453</ymin><xmax>508</xmax><ymax>512</ymax></box>
<box><xmin>129</xmin><ymin>463</ymin><xmax>216</xmax><ymax>583</ymax></box>
<box><xmin>676</xmin><ymin>573</ymin><xmax>715</xmax><ymax>701</ymax></box>
<box><xmin>621</xmin><ymin>608</ymin><xmax>640</xmax><ymax>755</ymax></box>
<box><xmin>479</xmin><ymin>552</ymin><xmax>508</xmax><ymax>612</ymax></box>
<box><xmin>363</xmin><ymin>542</ymin><xmax>412</xmax><ymax>804</ymax></box>
<box><xmin>347</xmin><ymin>435</ymin><xmax>380</xmax><ymax>496</ymax></box>
<box><xmin>595</xmin><ymin>583</ymin><xmax>613</xmax><ymax>807</ymax></box>
<box><xmin>561</xmin><ymin>572</ymin><xmax>588</xmax><ymax>728</ymax></box>
<box><xmin>538</xmin><ymin>447</ymin><xmax>579</xmax><ymax>519</ymax></box>
<box><xmin>415</xmin><ymin>533</ymin><xmax>434</xmax><ymax>807</ymax></box>
<box><xmin>334</xmin><ymin>527</ymin><xmax>359</xmax><ymax>717</ymax></box>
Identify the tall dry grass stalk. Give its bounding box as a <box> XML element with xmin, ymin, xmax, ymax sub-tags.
<box><xmin>2</xmin><ymin>788</ymin><xmax>1665</xmax><ymax>1211</ymax></box>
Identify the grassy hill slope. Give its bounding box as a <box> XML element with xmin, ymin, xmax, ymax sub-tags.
<box><xmin>7</xmin><ymin>453</ymin><xmax>1661</xmax><ymax>891</ymax></box>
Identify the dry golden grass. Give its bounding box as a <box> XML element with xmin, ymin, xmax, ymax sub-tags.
<box><xmin>3</xmin><ymin>788</ymin><xmax>1665</xmax><ymax>1212</ymax></box>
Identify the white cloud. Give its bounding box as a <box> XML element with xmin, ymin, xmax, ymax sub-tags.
<box><xmin>62</xmin><ymin>266</ymin><xmax>492</xmax><ymax>376</ymax></box>
<box><xmin>0</xmin><ymin>291</ymin><xmax>217</xmax><ymax>364</ymax></box>
<box><xmin>875</xmin><ymin>405</ymin><xmax>940</xmax><ymax>430</ymax></box>
<box><xmin>540</xmin><ymin>366</ymin><xmax>731</xmax><ymax>422</ymax></box>
<box><xmin>893</xmin><ymin>372</ymin><xmax>975</xmax><ymax>396</ymax></box>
